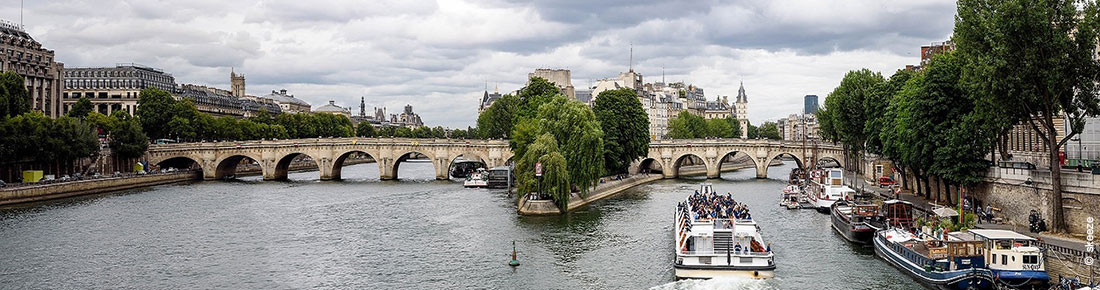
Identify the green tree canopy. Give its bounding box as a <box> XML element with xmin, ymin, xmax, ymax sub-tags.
<box><xmin>592</xmin><ymin>88</ymin><xmax>650</xmax><ymax>174</ymax></box>
<box><xmin>955</xmin><ymin>0</ymin><xmax>1100</xmax><ymax>232</ymax></box>
<box><xmin>824</xmin><ymin>69</ymin><xmax>885</xmax><ymax>158</ymax></box>
<box><xmin>68</xmin><ymin>97</ymin><xmax>94</xmax><ymax>119</ymax></box>
<box><xmin>513</xmin><ymin>96</ymin><xmax>604</xmax><ymax>197</ymax></box>
<box><xmin>516</xmin><ymin>133</ymin><xmax>569</xmax><ymax>211</ymax></box>
<box><xmin>668</xmin><ymin>111</ymin><xmax>707</xmax><ymax>139</ymax></box>
<box><xmin>725</xmin><ymin>116</ymin><xmax>743</xmax><ymax>139</ymax></box>
<box><xmin>0</xmin><ymin>71</ymin><xmax>28</xmax><ymax>118</ymax></box>
<box><xmin>108</xmin><ymin>111</ymin><xmax>149</xmax><ymax>159</ymax></box>
<box><xmin>758</xmin><ymin>121</ymin><xmax>781</xmax><ymax>140</ymax></box>
<box><xmin>356</xmin><ymin>122</ymin><xmax>377</xmax><ymax>137</ymax></box>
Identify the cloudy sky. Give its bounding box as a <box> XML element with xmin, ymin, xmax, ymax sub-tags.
<box><xmin>5</xmin><ymin>0</ymin><xmax>955</xmax><ymax>127</ymax></box>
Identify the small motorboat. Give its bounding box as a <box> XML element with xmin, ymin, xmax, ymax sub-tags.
<box><xmin>779</xmin><ymin>192</ymin><xmax>800</xmax><ymax>209</ymax></box>
<box><xmin>463</xmin><ymin>168</ymin><xmax>488</xmax><ymax>188</ymax></box>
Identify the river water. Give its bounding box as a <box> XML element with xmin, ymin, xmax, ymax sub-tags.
<box><xmin>0</xmin><ymin>161</ymin><xmax>925</xmax><ymax>289</ymax></box>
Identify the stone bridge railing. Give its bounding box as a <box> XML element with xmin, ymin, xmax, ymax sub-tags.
<box><xmin>145</xmin><ymin>137</ymin><xmax>512</xmax><ymax>180</ymax></box>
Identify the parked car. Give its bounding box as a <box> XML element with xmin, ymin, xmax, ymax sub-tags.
<box><xmin>877</xmin><ymin>176</ymin><xmax>896</xmax><ymax>188</ymax></box>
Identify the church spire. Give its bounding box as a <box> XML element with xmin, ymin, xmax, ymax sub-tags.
<box><xmin>629</xmin><ymin>43</ymin><xmax>634</xmax><ymax>72</ymax></box>
<box><xmin>737</xmin><ymin>80</ymin><xmax>747</xmax><ymax>103</ymax></box>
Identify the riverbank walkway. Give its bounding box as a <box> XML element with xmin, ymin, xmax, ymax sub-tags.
<box><xmin>853</xmin><ymin>175</ymin><xmax>1099</xmax><ymax>279</ymax></box>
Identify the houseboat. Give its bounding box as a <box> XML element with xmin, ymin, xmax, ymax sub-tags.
<box><xmin>962</xmin><ymin>230</ymin><xmax>1049</xmax><ymax>289</ymax></box>
<box><xmin>830</xmin><ymin>200</ymin><xmax>878</xmax><ymax>244</ymax></box>
<box><xmin>674</xmin><ymin>183</ymin><xmax>775</xmax><ymax>279</ymax></box>
<box><xmin>874</xmin><ymin>228</ymin><xmax>995</xmax><ymax>289</ymax></box>
<box><xmin>486</xmin><ymin>166</ymin><xmax>513</xmax><ymax>189</ymax></box>
<box><xmin>806</xmin><ymin>168</ymin><xmax>856</xmax><ymax>213</ymax></box>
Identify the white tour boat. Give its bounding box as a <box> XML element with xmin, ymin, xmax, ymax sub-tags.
<box><xmin>674</xmin><ymin>183</ymin><xmax>775</xmax><ymax>280</ymax></box>
<box><xmin>806</xmin><ymin>168</ymin><xmax>856</xmax><ymax>213</ymax></box>
<box><xmin>463</xmin><ymin>168</ymin><xmax>488</xmax><ymax>188</ymax></box>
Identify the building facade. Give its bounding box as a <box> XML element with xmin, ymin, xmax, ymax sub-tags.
<box><xmin>230</xmin><ymin>69</ymin><xmax>245</xmax><ymax>97</ymax></box>
<box><xmin>263</xmin><ymin>89</ymin><xmax>311</xmax><ymax>113</ymax></box>
<box><xmin>391</xmin><ymin>104</ymin><xmax>424</xmax><ymax>128</ymax></box>
<box><xmin>314</xmin><ymin>100</ymin><xmax>351</xmax><ymax>118</ymax></box>
<box><xmin>703</xmin><ymin>96</ymin><xmax>733</xmax><ymax>120</ymax></box>
<box><xmin>478</xmin><ymin>88</ymin><xmax>502</xmax><ymax>114</ymax></box>
<box><xmin>804</xmin><ymin>95</ymin><xmax>819</xmax><ymax>115</ymax></box>
<box><xmin>1</xmin><ymin>21</ymin><xmax>64</xmax><ymax>118</ymax></box>
<box><xmin>1001</xmin><ymin>116</ymin><xmax>1066</xmax><ymax>168</ymax></box>
<box><xmin>528</xmin><ymin>68</ymin><xmax>575</xmax><ymax>99</ymax></box>
<box><xmin>62</xmin><ymin>64</ymin><xmax>176</xmax><ymax>116</ymax></box>
<box><xmin>778</xmin><ymin>113</ymin><xmax>818</xmax><ymax>142</ymax></box>
<box><xmin>175</xmin><ymin>84</ymin><xmax>281</xmax><ymax>118</ymax></box>
<box><xmin>734</xmin><ymin>82</ymin><xmax>749</xmax><ymax>138</ymax></box>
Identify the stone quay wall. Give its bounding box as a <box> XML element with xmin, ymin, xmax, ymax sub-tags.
<box><xmin>971</xmin><ymin>168</ymin><xmax>1100</xmax><ymax>237</ymax></box>
<box><xmin>0</xmin><ymin>171</ymin><xmax>200</xmax><ymax>206</ymax></box>
<box><xmin>518</xmin><ymin>155</ymin><xmax>771</xmax><ymax>215</ymax></box>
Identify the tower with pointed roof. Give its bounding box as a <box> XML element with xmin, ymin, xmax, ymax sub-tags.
<box><xmin>735</xmin><ymin>81</ymin><xmax>749</xmax><ymax>138</ymax></box>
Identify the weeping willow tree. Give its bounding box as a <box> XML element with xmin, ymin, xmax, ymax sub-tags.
<box><xmin>534</xmin><ymin>96</ymin><xmax>604</xmax><ymax>194</ymax></box>
<box><xmin>516</xmin><ymin>134</ymin><xmax>570</xmax><ymax>211</ymax></box>
<box><xmin>513</xmin><ymin>95</ymin><xmax>605</xmax><ymax>211</ymax></box>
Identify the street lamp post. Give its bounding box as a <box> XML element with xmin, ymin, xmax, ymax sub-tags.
<box><xmin>1072</xmin><ymin>137</ymin><xmax>1082</xmax><ymax>171</ymax></box>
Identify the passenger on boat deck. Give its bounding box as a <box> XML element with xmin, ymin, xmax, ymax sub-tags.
<box><xmin>685</xmin><ymin>191</ymin><xmax>752</xmax><ymax>222</ymax></box>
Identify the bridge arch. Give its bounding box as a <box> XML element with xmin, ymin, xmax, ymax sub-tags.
<box><xmin>387</xmin><ymin>149</ymin><xmax>439</xmax><ymax>180</ymax></box>
<box><xmin>153</xmin><ymin>155</ymin><xmax>203</xmax><ymax>173</ymax></box>
<box><xmin>817</xmin><ymin>156</ymin><xmax>844</xmax><ymax>168</ymax></box>
<box><xmin>329</xmin><ymin>150</ymin><xmax>380</xmax><ymax>180</ymax></box>
<box><xmin>271</xmin><ymin>152</ymin><xmax>322</xmax><ymax>181</ymax></box>
<box><xmin>714</xmin><ymin>150</ymin><xmax>759</xmax><ymax>178</ymax></box>
<box><xmin>669</xmin><ymin>153</ymin><xmax>709</xmax><ymax>179</ymax></box>
<box><xmin>630</xmin><ymin>158</ymin><xmax>664</xmax><ymax>175</ymax></box>
<box><xmin>762</xmin><ymin>152</ymin><xmax>805</xmax><ymax>179</ymax></box>
<box><xmin>445</xmin><ymin>151</ymin><xmax>490</xmax><ymax>179</ymax></box>
<box><xmin>214</xmin><ymin>153</ymin><xmax>264</xmax><ymax>180</ymax></box>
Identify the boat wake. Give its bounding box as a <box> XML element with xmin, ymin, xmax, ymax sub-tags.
<box><xmin>650</xmin><ymin>278</ymin><xmax>771</xmax><ymax>290</ymax></box>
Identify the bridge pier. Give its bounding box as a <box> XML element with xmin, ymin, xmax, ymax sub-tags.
<box><xmin>706</xmin><ymin>165</ymin><xmax>720</xmax><ymax>179</ymax></box>
<box><xmin>380</xmin><ymin>158</ymin><xmax>397</xmax><ymax>180</ymax></box>
<box><xmin>755</xmin><ymin>158</ymin><xmax>768</xmax><ymax>179</ymax></box>
<box><xmin>435</xmin><ymin>158</ymin><xmax>450</xmax><ymax>180</ymax></box>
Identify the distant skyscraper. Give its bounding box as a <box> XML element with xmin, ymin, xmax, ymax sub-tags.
<box><xmin>804</xmin><ymin>95</ymin><xmax>819</xmax><ymax>115</ymax></box>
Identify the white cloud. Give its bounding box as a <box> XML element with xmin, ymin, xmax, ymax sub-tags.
<box><xmin>1</xmin><ymin>0</ymin><xmax>957</xmax><ymax>127</ymax></box>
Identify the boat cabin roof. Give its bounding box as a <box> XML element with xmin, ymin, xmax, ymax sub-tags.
<box><xmin>883</xmin><ymin>199</ymin><xmax>912</xmax><ymax>205</ymax></box>
<box><xmin>967</xmin><ymin>229</ymin><xmax>1035</xmax><ymax>241</ymax></box>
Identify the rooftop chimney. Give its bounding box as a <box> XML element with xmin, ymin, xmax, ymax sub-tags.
<box><xmin>280</xmin><ymin>89</ymin><xmax>287</xmax><ymax>95</ymax></box>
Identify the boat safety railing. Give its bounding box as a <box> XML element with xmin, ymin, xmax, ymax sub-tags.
<box><xmin>680</xmin><ymin>250</ymin><xmax>772</xmax><ymax>256</ymax></box>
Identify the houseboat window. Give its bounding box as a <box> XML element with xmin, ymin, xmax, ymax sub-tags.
<box><xmin>1011</xmin><ymin>256</ymin><xmax>1015</xmax><ymax>262</ymax></box>
<box><xmin>1023</xmin><ymin>255</ymin><xmax>1038</xmax><ymax>264</ymax></box>
<box><xmin>1002</xmin><ymin>254</ymin><xmax>1007</xmax><ymax>265</ymax></box>
<box><xmin>992</xmin><ymin>254</ymin><xmax>996</xmax><ymax>264</ymax></box>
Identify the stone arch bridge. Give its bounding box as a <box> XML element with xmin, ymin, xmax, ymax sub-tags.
<box><xmin>146</xmin><ymin>138</ymin><xmax>514</xmax><ymax>180</ymax></box>
<box><xmin>630</xmin><ymin>139</ymin><xmax>845</xmax><ymax>179</ymax></box>
<box><xmin>146</xmin><ymin>137</ymin><xmax>844</xmax><ymax>181</ymax></box>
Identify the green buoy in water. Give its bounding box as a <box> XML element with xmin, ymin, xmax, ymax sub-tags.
<box><xmin>509</xmin><ymin>240</ymin><xmax>520</xmax><ymax>266</ymax></box>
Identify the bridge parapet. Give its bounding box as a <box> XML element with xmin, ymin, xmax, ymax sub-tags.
<box><xmin>146</xmin><ymin>138</ymin><xmax>512</xmax><ymax>181</ymax></box>
<box><xmin>638</xmin><ymin>139</ymin><xmax>846</xmax><ymax>179</ymax></box>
